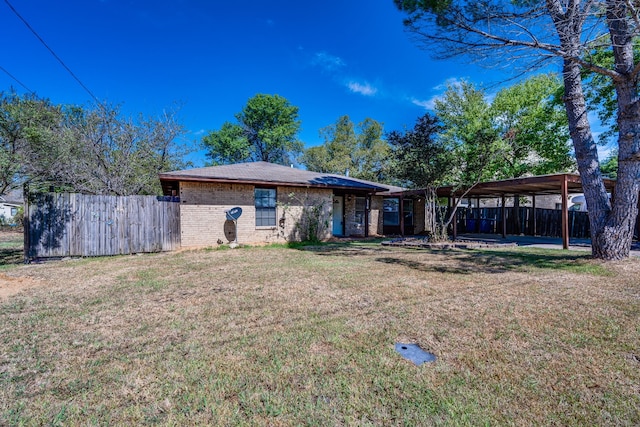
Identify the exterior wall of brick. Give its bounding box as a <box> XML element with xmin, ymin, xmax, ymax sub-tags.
<box><xmin>279</xmin><ymin>188</ymin><xmax>333</xmax><ymax>242</ymax></box>
<box><xmin>369</xmin><ymin>195</ymin><xmax>384</xmax><ymax>236</ymax></box>
<box><xmin>343</xmin><ymin>196</ymin><xmax>367</xmax><ymax>237</ymax></box>
<box><xmin>413</xmin><ymin>197</ymin><xmax>426</xmax><ymax>234</ymax></box>
<box><xmin>179</xmin><ymin>182</ymin><xmax>333</xmax><ymax>247</ymax></box>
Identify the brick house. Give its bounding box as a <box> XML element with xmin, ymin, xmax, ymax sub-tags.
<box><xmin>159</xmin><ymin>161</ymin><xmax>424</xmax><ymax>247</ymax></box>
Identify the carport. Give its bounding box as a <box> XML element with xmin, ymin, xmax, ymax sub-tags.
<box><xmin>436</xmin><ymin>173</ymin><xmax>617</xmax><ymax>250</ymax></box>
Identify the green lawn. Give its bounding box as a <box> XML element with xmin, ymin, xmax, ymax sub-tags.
<box><xmin>1</xmin><ymin>242</ymin><xmax>639</xmax><ymax>425</ymax></box>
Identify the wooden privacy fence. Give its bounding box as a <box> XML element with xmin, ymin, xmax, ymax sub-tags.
<box><xmin>453</xmin><ymin>207</ymin><xmax>591</xmax><ymax>239</ymax></box>
<box><xmin>25</xmin><ymin>193</ymin><xmax>180</xmax><ymax>259</ymax></box>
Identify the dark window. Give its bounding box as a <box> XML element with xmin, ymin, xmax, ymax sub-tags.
<box><xmin>403</xmin><ymin>199</ymin><xmax>414</xmax><ymax>227</ymax></box>
<box><xmin>355</xmin><ymin>197</ymin><xmax>366</xmax><ymax>226</ymax></box>
<box><xmin>383</xmin><ymin>198</ymin><xmax>400</xmax><ymax>226</ymax></box>
<box><xmin>255</xmin><ymin>188</ymin><xmax>276</xmax><ymax>227</ymax></box>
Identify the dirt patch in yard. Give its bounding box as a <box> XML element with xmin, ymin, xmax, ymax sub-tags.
<box><xmin>0</xmin><ymin>272</ymin><xmax>41</xmax><ymax>301</ymax></box>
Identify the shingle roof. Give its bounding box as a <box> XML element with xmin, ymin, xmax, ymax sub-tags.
<box><xmin>160</xmin><ymin>161</ymin><xmax>404</xmax><ymax>193</ymax></box>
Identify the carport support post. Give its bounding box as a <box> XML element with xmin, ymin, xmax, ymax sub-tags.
<box><xmin>451</xmin><ymin>196</ymin><xmax>457</xmax><ymax>240</ymax></box>
<box><xmin>561</xmin><ymin>175</ymin><xmax>569</xmax><ymax>250</ymax></box>
<box><xmin>501</xmin><ymin>195</ymin><xmax>507</xmax><ymax>238</ymax></box>
<box><xmin>400</xmin><ymin>195</ymin><xmax>405</xmax><ymax>236</ymax></box>
<box><xmin>532</xmin><ymin>195</ymin><xmax>537</xmax><ymax>236</ymax></box>
<box><xmin>475</xmin><ymin>196</ymin><xmax>481</xmax><ymax>233</ymax></box>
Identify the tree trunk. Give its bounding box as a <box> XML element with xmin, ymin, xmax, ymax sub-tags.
<box><xmin>590</xmin><ymin>1</ymin><xmax>640</xmax><ymax>259</ymax></box>
<box><xmin>553</xmin><ymin>0</ymin><xmax>639</xmax><ymax>260</ymax></box>
<box><xmin>560</xmin><ymin>59</ymin><xmax>613</xmax><ymax>257</ymax></box>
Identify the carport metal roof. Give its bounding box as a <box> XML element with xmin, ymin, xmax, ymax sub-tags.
<box><xmin>435</xmin><ymin>173</ymin><xmax>616</xmax><ymax>198</ymax></box>
<box><xmin>430</xmin><ymin>173</ymin><xmax>616</xmax><ymax>250</ymax></box>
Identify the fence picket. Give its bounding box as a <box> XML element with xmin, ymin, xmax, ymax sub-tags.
<box><xmin>26</xmin><ymin>193</ymin><xmax>180</xmax><ymax>259</ymax></box>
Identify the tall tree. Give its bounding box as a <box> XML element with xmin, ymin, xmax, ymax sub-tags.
<box><xmin>29</xmin><ymin>103</ymin><xmax>188</xmax><ymax>196</ymax></box>
<box><xmin>434</xmin><ymin>81</ymin><xmax>504</xmax><ymax>186</ymax></box>
<box><xmin>203</xmin><ymin>94</ymin><xmax>302</xmax><ymax>165</ymax></box>
<box><xmin>0</xmin><ymin>91</ymin><xmax>188</xmax><ymax>196</ymax></box>
<box><xmin>492</xmin><ymin>74</ymin><xmax>574</xmax><ymax>233</ymax></box>
<box><xmin>395</xmin><ymin>0</ymin><xmax>640</xmax><ymax>260</ymax></box>
<box><xmin>301</xmin><ymin>115</ymin><xmax>390</xmax><ymax>182</ymax></box>
<box><xmin>388</xmin><ymin>113</ymin><xmax>454</xmax><ymax>239</ymax></box>
<box><xmin>490</xmin><ymin>74</ymin><xmax>574</xmax><ymax>178</ymax></box>
<box><xmin>302</xmin><ymin>115</ymin><xmax>357</xmax><ymax>174</ymax></box>
<box><xmin>0</xmin><ymin>91</ymin><xmax>62</xmax><ymax>195</ymax></box>
<box><xmin>353</xmin><ymin>118</ymin><xmax>391</xmax><ymax>182</ymax></box>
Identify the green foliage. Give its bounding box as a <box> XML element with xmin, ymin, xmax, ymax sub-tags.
<box><xmin>490</xmin><ymin>73</ymin><xmax>573</xmax><ymax>177</ymax></box>
<box><xmin>434</xmin><ymin>80</ymin><xmax>503</xmax><ymax>186</ymax></box>
<box><xmin>42</xmin><ymin>103</ymin><xmax>188</xmax><ymax>195</ymax></box>
<box><xmin>0</xmin><ymin>91</ymin><xmax>63</xmax><ymax>195</ymax></box>
<box><xmin>581</xmin><ymin>40</ymin><xmax>640</xmax><ymax>144</ymax></box>
<box><xmin>387</xmin><ymin>113</ymin><xmax>453</xmax><ymax>240</ymax></box>
<box><xmin>203</xmin><ymin>94</ymin><xmax>302</xmax><ymax>165</ymax></box>
<box><xmin>302</xmin><ymin>115</ymin><xmax>357</xmax><ymax>174</ymax></box>
<box><xmin>387</xmin><ymin>113</ymin><xmax>451</xmax><ymax>189</ymax></box>
<box><xmin>301</xmin><ymin>115</ymin><xmax>390</xmax><ymax>182</ymax></box>
<box><xmin>201</xmin><ymin>121</ymin><xmax>249</xmax><ymax>165</ymax></box>
<box><xmin>435</xmin><ymin>76</ymin><xmax>573</xmax><ymax>183</ymax></box>
<box><xmin>0</xmin><ymin>91</ymin><xmax>188</xmax><ymax>196</ymax></box>
<box><xmin>600</xmin><ymin>150</ymin><xmax>618</xmax><ymax>179</ymax></box>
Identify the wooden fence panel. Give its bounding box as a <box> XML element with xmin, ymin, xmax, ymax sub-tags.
<box><xmin>455</xmin><ymin>207</ymin><xmax>591</xmax><ymax>239</ymax></box>
<box><xmin>26</xmin><ymin>193</ymin><xmax>180</xmax><ymax>259</ymax></box>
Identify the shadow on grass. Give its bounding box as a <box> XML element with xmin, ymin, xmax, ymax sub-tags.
<box><xmin>378</xmin><ymin>248</ymin><xmax>609</xmax><ymax>275</ymax></box>
<box><xmin>376</xmin><ymin>256</ymin><xmax>476</xmax><ymax>274</ymax></box>
<box><xmin>300</xmin><ymin>240</ymin><xmax>609</xmax><ymax>276</ymax></box>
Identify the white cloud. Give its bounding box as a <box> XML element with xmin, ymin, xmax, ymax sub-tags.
<box><xmin>311</xmin><ymin>52</ymin><xmax>346</xmax><ymax>72</ymax></box>
<box><xmin>432</xmin><ymin>77</ymin><xmax>465</xmax><ymax>91</ymax></box>
<box><xmin>347</xmin><ymin>81</ymin><xmax>378</xmax><ymax>96</ymax></box>
<box><xmin>411</xmin><ymin>96</ymin><xmax>438</xmax><ymax>110</ymax></box>
<box><xmin>408</xmin><ymin>76</ymin><xmax>469</xmax><ymax>110</ymax></box>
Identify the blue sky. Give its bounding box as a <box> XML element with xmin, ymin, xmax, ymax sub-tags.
<box><xmin>0</xmin><ymin>0</ymin><xmax>578</xmax><ymax>167</ymax></box>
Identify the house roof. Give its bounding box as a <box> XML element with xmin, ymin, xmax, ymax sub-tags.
<box><xmin>433</xmin><ymin>173</ymin><xmax>616</xmax><ymax>198</ymax></box>
<box><xmin>0</xmin><ymin>188</ymin><xmax>23</xmax><ymax>205</ymax></box>
<box><xmin>160</xmin><ymin>161</ymin><xmax>403</xmax><ymax>194</ymax></box>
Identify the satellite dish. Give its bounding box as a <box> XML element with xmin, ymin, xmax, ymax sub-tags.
<box><xmin>225</xmin><ymin>207</ymin><xmax>242</xmax><ymax>221</ymax></box>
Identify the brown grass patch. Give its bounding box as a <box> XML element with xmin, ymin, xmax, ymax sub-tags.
<box><xmin>1</xmin><ymin>243</ymin><xmax>639</xmax><ymax>425</ymax></box>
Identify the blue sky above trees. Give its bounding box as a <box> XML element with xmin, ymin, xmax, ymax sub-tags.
<box><xmin>1</xmin><ymin>1</ymin><xmax>506</xmax><ymax>164</ymax></box>
<box><xmin>1</xmin><ymin>0</ymin><xmax>613</xmax><ymax>166</ymax></box>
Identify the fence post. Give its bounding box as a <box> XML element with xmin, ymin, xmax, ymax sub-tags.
<box><xmin>23</xmin><ymin>183</ymin><xmax>30</xmax><ymax>263</ymax></box>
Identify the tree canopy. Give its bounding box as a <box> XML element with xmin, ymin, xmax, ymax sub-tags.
<box><xmin>435</xmin><ymin>74</ymin><xmax>573</xmax><ymax>182</ymax></box>
<box><xmin>0</xmin><ymin>90</ymin><xmax>188</xmax><ymax>196</ymax></box>
<box><xmin>387</xmin><ymin>113</ymin><xmax>452</xmax><ymax>238</ymax></box>
<box><xmin>395</xmin><ymin>0</ymin><xmax>640</xmax><ymax>260</ymax></box>
<box><xmin>301</xmin><ymin>115</ymin><xmax>390</xmax><ymax>182</ymax></box>
<box><xmin>203</xmin><ymin>94</ymin><xmax>302</xmax><ymax>166</ymax></box>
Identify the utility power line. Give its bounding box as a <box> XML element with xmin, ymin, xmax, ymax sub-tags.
<box><xmin>4</xmin><ymin>0</ymin><xmax>101</xmax><ymax>104</ymax></box>
<box><xmin>0</xmin><ymin>65</ymin><xmax>35</xmax><ymax>93</ymax></box>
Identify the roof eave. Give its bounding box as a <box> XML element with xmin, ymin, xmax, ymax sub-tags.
<box><xmin>158</xmin><ymin>174</ymin><xmax>388</xmax><ymax>193</ymax></box>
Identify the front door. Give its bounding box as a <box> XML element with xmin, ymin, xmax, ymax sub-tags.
<box><xmin>332</xmin><ymin>196</ymin><xmax>344</xmax><ymax>236</ymax></box>
<box><xmin>403</xmin><ymin>199</ymin><xmax>414</xmax><ymax>235</ymax></box>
